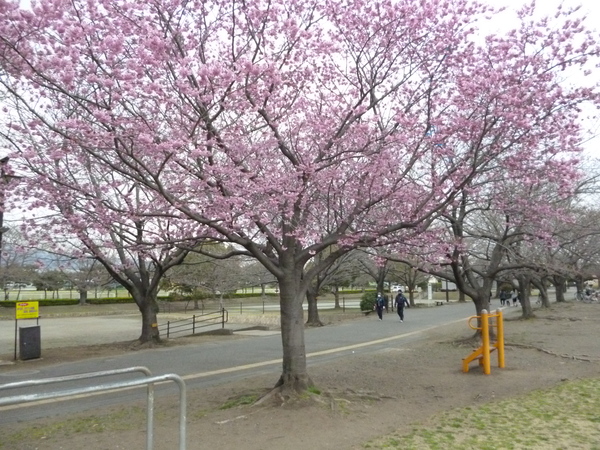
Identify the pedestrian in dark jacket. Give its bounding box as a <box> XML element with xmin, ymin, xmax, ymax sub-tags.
<box><xmin>499</xmin><ymin>290</ymin><xmax>507</xmax><ymax>306</ymax></box>
<box><xmin>395</xmin><ymin>290</ymin><xmax>409</xmax><ymax>322</ymax></box>
<box><xmin>375</xmin><ymin>292</ymin><xmax>385</xmax><ymax>320</ymax></box>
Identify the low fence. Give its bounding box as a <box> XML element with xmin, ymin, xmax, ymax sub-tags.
<box><xmin>0</xmin><ymin>288</ymin><xmax>136</xmax><ymax>301</ymax></box>
<box><xmin>158</xmin><ymin>308</ymin><xmax>228</xmax><ymax>338</ymax></box>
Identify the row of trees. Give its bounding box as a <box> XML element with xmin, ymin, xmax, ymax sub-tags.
<box><xmin>1</xmin><ymin>0</ymin><xmax>599</xmax><ymax>396</ymax></box>
<box><xmin>0</xmin><ymin>236</ymin><xmax>422</xmax><ymax>305</ymax></box>
<box><xmin>6</xmin><ymin>207</ymin><xmax>600</xmax><ymax>321</ymax></box>
<box><xmin>0</xmin><ymin>236</ymin><xmax>116</xmax><ymax>300</ymax></box>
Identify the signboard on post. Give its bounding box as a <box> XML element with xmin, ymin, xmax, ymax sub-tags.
<box><xmin>16</xmin><ymin>301</ymin><xmax>39</xmax><ymax>319</ymax></box>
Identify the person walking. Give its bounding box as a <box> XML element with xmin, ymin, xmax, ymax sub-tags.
<box><xmin>395</xmin><ymin>290</ymin><xmax>409</xmax><ymax>322</ymax></box>
<box><xmin>375</xmin><ymin>292</ymin><xmax>385</xmax><ymax>320</ymax></box>
<box><xmin>511</xmin><ymin>289</ymin><xmax>519</xmax><ymax>307</ymax></box>
<box><xmin>499</xmin><ymin>290</ymin><xmax>507</xmax><ymax>306</ymax></box>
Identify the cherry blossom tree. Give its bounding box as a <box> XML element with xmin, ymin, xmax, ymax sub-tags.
<box><xmin>0</xmin><ymin>122</ymin><xmax>198</xmax><ymax>341</ymax></box>
<box><xmin>1</xmin><ymin>0</ymin><xmax>598</xmax><ymax>395</ymax></box>
<box><xmin>12</xmin><ymin>164</ymin><xmax>196</xmax><ymax>342</ymax></box>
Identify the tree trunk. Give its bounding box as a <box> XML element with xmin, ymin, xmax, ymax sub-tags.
<box><xmin>275</xmin><ymin>276</ymin><xmax>312</xmax><ymax>394</ymax></box>
<box><xmin>333</xmin><ymin>286</ymin><xmax>341</xmax><ymax>309</ymax></box>
<box><xmin>532</xmin><ymin>280</ymin><xmax>549</xmax><ymax>308</ymax></box>
<box><xmin>575</xmin><ymin>277</ymin><xmax>585</xmax><ymax>296</ymax></box>
<box><xmin>553</xmin><ymin>276</ymin><xmax>567</xmax><ymax>302</ymax></box>
<box><xmin>472</xmin><ymin>291</ymin><xmax>491</xmax><ymax>316</ymax></box>
<box><xmin>78</xmin><ymin>289</ymin><xmax>88</xmax><ymax>305</ymax></box>
<box><xmin>470</xmin><ymin>292</ymin><xmax>493</xmax><ymax>339</ymax></box>
<box><xmin>519</xmin><ymin>292</ymin><xmax>534</xmax><ymax>318</ymax></box>
<box><xmin>129</xmin><ymin>283</ymin><xmax>161</xmax><ymax>343</ymax></box>
<box><xmin>136</xmin><ymin>295</ymin><xmax>160</xmax><ymax>343</ymax></box>
<box><xmin>305</xmin><ymin>287</ymin><xmax>323</xmax><ymax>327</ymax></box>
<box><xmin>517</xmin><ymin>276</ymin><xmax>535</xmax><ymax>319</ymax></box>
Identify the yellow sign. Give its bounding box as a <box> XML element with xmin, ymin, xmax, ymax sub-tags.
<box><xmin>16</xmin><ymin>301</ymin><xmax>39</xmax><ymax>319</ymax></box>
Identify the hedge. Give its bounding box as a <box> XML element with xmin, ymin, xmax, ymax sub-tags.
<box><xmin>0</xmin><ymin>297</ymin><xmax>136</xmax><ymax>307</ymax></box>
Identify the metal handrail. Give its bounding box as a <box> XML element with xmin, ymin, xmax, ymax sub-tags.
<box><xmin>0</xmin><ymin>367</ymin><xmax>187</xmax><ymax>450</ymax></box>
<box><xmin>0</xmin><ymin>366</ymin><xmax>153</xmax><ymax>391</ymax></box>
<box><xmin>159</xmin><ymin>308</ymin><xmax>228</xmax><ymax>338</ymax></box>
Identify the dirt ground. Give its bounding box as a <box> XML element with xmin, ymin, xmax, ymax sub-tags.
<box><xmin>2</xmin><ymin>300</ymin><xmax>600</xmax><ymax>450</ymax></box>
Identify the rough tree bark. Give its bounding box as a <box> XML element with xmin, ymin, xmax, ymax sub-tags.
<box><xmin>553</xmin><ymin>275</ymin><xmax>567</xmax><ymax>303</ymax></box>
<box><xmin>517</xmin><ymin>275</ymin><xmax>535</xmax><ymax>319</ymax></box>
<box><xmin>274</xmin><ymin>274</ymin><xmax>313</xmax><ymax>395</ymax></box>
<box><xmin>78</xmin><ymin>289</ymin><xmax>88</xmax><ymax>306</ymax></box>
<box><xmin>531</xmin><ymin>279</ymin><xmax>550</xmax><ymax>308</ymax></box>
<box><xmin>305</xmin><ymin>285</ymin><xmax>323</xmax><ymax>327</ymax></box>
<box><xmin>136</xmin><ymin>295</ymin><xmax>160</xmax><ymax>343</ymax></box>
<box><xmin>333</xmin><ymin>286</ymin><xmax>341</xmax><ymax>309</ymax></box>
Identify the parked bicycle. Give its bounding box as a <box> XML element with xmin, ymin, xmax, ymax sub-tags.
<box><xmin>576</xmin><ymin>290</ymin><xmax>600</xmax><ymax>303</ymax></box>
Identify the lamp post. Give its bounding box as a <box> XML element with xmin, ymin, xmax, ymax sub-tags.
<box><xmin>427</xmin><ymin>276</ymin><xmax>436</xmax><ymax>301</ymax></box>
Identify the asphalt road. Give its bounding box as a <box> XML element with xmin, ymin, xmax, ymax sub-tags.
<box><xmin>0</xmin><ymin>301</ymin><xmax>518</xmax><ymax>425</ymax></box>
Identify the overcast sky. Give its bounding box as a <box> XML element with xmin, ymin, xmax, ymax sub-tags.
<box><xmin>484</xmin><ymin>0</ymin><xmax>600</xmax><ymax>156</ymax></box>
<box><xmin>7</xmin><ymin>0</ymin><xmax>600</xmax><ymax>157</ymax></box>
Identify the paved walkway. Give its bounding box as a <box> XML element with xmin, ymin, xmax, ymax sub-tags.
<box><xmin>0</xmin><ymin>297</ymin><xmax>528</xmax><ymax>366</ymax></box>
<box><xmin>0</xmin><ymin>301</ymin><xmax>486</xmax><ymax>424</ymax></box>
<box><xmin>0</xmin><ymin>313</ymin><xmax>272</xmax><ymax>364</ymax></box>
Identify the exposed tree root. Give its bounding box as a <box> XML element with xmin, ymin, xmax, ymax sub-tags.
<box><xmin>128</xmin><ymin>339</ymin><xmax>163</xmax><ymax>350</ymax></box>
<box><xmin>447</xmin><ymin>335</ymin><xmax>481</xmax><ymax>347</ymax></box>
<box><xmin>504</xmin><ymin>314</ymin><xmax>537</xmax><ymax>322</ymax></box>
<box><xmin>254</xmin><ymin>386</ymin><xmax>318</xmax><ymax>407</ymax></box>
<box><xmin>541</xmin><ymin>316</ymin><xmax>582</xmax><ymax>322</ymax></box>
<box><xmin>252</xmin><ymin>383</ymin><xmax>391</xmax><ymax>409</ymax></box>
<box><xmin>506</xmin><ymin>343</ymin><xmax>599</xmax><ymax>362</ymax></box>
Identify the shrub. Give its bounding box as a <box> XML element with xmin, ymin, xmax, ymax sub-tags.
<box><xmin>0</xmin><ymin>299</ymin><xmax>80</xmax><ymax>307</ymax></box>
<box><xmin>87</xmin><ymin>297</ymin><xmax>135</xmax><ymax>305</ymax></box>
<box><xmin>360</xmin><ymin>291</ymin><xmax>378</xmax><ymax>311</ymax></box>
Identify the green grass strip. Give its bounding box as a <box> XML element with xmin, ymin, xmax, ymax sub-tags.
<box><xmin>364</xmin><ymin>377</ymin><xmax>600</xmax><ymax>449</ymax></box>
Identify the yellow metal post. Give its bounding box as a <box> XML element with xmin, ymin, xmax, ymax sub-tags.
<box><xmin>480</xmin><ymin>309</ymin><xmax>491</xmax><ymax>375</ymax></box>
<box><xmin>463</xmin><ymin>308</ymin><xmax>506</xmax><ymax>374</ymax></box>
<box><xmin>496</xmin><ymin>309</ymin><xmax>505</xmax><ymax>368</ymax></box>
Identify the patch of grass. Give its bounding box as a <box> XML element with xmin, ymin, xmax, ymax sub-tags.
<box><xmin>364</xmin><ymin>377</ymin><xmax>600</xmax><ymax>449</ymax></box>
<box><xmin>0</xmin><ymin>407</ymin><xmax>145</xmax><ymax>448</ymax></box>
<box><xmin>308</xmin><ymin>385</ymin><xmax>322</xmax><ymax>395</ymax></box>
<box><xmin>219</xmin><ymin>393</ymin><xmax>260</xmax><ymax>410</ymax></box>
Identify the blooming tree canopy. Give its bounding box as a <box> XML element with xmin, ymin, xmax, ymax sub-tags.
<box><xmin>1</xmin><ymin>0</ymin><xmax>598</xmax><ymax>393</ymax></box>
